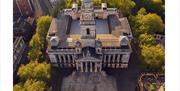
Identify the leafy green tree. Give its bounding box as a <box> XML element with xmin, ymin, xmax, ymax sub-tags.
<box><xmin>134</xmin><ymin>0</ymin><xmax>164</xmax><ymax>19</ymax></box>
<box><xmin>52</xmin><ymin>0</ymin><xmax>64</xmax><ymax>18</ymax></box>
<box><xmin>140</xmin><ymin>45</ymin><xmax>165</xmax><ymax>71</ymax></box>
<box><xmin>107</xmin><ymin>0</ymin><xmax>136</xmax><ymax>16</ymax></box>
<box><xmin>17</xmin><ymin>61</ymin><xmax>51</xmax><ymax>81</ymax></box>
<box><xmin>13</xmin><ymin>79</ymin><xmax>49</xmax><ymax>91</ymax></box>
<box><xmin>137</xmin><ymin>7</ymin><xmax>147</xmax><ymax>15</ymax></box>
<box><xmin>140</xmin><ymin>13</ymin><xmax>164</xmax><ymax>34</ymax></box>
<box><xmin>13</xmin><ymin>83</ymin><xmax>24</xmax><ymax>91</ymax></box>
<box><xmin>28</xmin><ymin>16</ymin><xmax>52</xmax><ymax>61</ymax></box>
<box><xmin>65</xmin><ymin>0</ymin><xmax>73</xmax><ymax>8</ymax></box>
<box><xmin>28</xmin><ymin>49</ymin><xmax>42</xmax><ymax>62</ymax></box>
<box><xmin>36</xmin><ymin>16</ymin><xmax>52</xmax><ymax>38</ymax></box>
<box><xmin>138</xmin><ymin>33</ymin><xmax>156</xmax><ymax>47</ymax></box>
<box><xmin>131</xmin><ymin>9</ymin><xmax>164</xmax><ymax>37</ymax></box>
<box><xmin>93</xmin><ymin>0</ymin><xmax>102</xmax><ymax>6</ymax></box>
<box><xmin>76</xmin><ymin>0</ymin><xmax>81</xmax><ymax>6</ymax></box>
<box><xmin>29</xmin><ymin>34</ymin><xmax>43</xmax><ymax>49</ymax></box>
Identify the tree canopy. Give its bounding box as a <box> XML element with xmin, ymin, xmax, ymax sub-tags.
<box><xmin>28</xmin><ymin>16</ymin><xmax>52</xmax><ymax>61</ymax></box>
<box><xmin>65</xmin><ymin>0</ymin><xmax>74</xmax><ymax>8</ymax></box>
<box><xmin>51</xmin><ymin>0</ymin><xmax>64</xmax><ymax>18</ymax></box>
<box><xmin>17</xmin><ymin>61</ymin><xmax>51</xmax><ymax>81</ymax></box>
<box><xmin>130</xmin><ymin>8</ymin><xmax>164</xmax><ymax>37</ymax></box>
<box><xmin>138</xmin><ymin>33</ymin><xmax>156</xmax><ymax>47</ymax></box>
<box><xmin>140</xmin><ymin>45</ymin><xmax>165</xmax><ymax>72</ymax></box>
<box><xmin>13</xmin><ymin>79</ymin><xmax>49</xmax><ymax>91</ymax></box>
<box><xmin>107</xmin><ymin>0</ymin><xmax>136</xmax><ymax>16</ymax></box>
<box><xmin>134</xmin><ymin>0</ymin><xmax>165</xmax><ymax>19</ymax></box>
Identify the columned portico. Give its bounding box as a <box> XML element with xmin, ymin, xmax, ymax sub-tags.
<box><xmin>75</xmin><ymin>57</ymin><xmax>102</xmax><ymax>72</ymax></box>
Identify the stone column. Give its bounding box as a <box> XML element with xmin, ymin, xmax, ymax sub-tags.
<box><xmin>90</xmin><ymin>62</ymin><xmax>93</xmax><ymax>72</ymax></box>
<box><xmin>63</xmin><ymin>55</ymin><xmax>66</xmax><ymax>67</ymax></box>
<box><xmin>112</xmin><ymin>54</ymin><xmax>116</xmax><ymax>63</ymax></box>
<box><xmin>81</xmin><ymin>62</ymin><xmax>83</xmax><ymax>72</ymax></box>
<box><xmin>85</xmin><ymin>62</ymin><xmax>88</xmax><ymax>72</ymax></box>
<box><xmin>108</xmin><ymin>55</ymin><xmax>111</xmax><ymax>63</ymax></box>
<box><xmin>117</xmin><ymin>54</ymin><xmax>120</xmax><ymax>63</ymax></box>
<box><xmin>104</xmin><ymin>55</ymin><xmax>106</xmax><ymax>63</ymax></box>
<box><xmin>67</xmin><ymin>55</ymin><xmax>71</xmax><ymax>63</ymax></box>
<box><xmin>100</xmin><ymin>62</ymin><xmax>102</xmax><ymax>71</ymax></box>
<box><xmin>58</xmin><ymin>55</ymin><xmax>61</xmax><ymax>63</ymax></box>
<box><xmin>76</xmin><ymin>62</ymin><xmax>79</xmax><ymax>71</ymax></box>
<box><xmin>58</xmin><ymin>55</ymin><xmax>63</xmax><ymax>67</ymax></box>
<box><xmin>63</xmin><ymin>55</ymin><xmax>66</xmax><ymax>63</ymax></box>
<box><xmin>95</xmin><ymin>63</ymin><xmax>97</xmax><ymax>72</ymax></box>
<box><xmin>72</xmin><ymin>55</ymin><xmax>75</xmax><ymax>63</ymax></box>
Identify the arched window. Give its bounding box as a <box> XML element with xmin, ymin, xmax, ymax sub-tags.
<box><xmin>86</xmin><ymin>28</ymin><xmax>90</xmax><ymax>35</ymax></box>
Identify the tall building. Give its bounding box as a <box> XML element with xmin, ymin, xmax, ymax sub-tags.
<box><xmin>16</xmin><ymin>0</ymin><xmax>34</xmax><ymax>16</ymax></box>
<box><xmin>13</xmin><ymin>17</ymin><xmax>35</xmax><ymax>42</ymax></box>
<box><xmin>30</xmin><ymin>0</ymin><xmax>52</xmax><ymax>18</ymax></box>
<box><xmin>13</xmin><ymin>0</ymin><xmax>21</xmax><ymax>21</ymax></box>
<box><xmin>13</xmin><ymin>37</ymin><xmax>27</xmax><ymax>73</ymax></box>
<box><xmin>46</xmin><ymin>0</ymin><xmax>133</xmax><ymax>72</ymax></box>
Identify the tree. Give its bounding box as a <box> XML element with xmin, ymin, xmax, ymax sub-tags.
<box><xmin>107</xmin><ymin>0</ymin><xmax>136</xmax><ymax>16</ymax></box>
<box><xmin>17</xmin><ymin>61</ymin><xmax>51</xmax><ymax>81</ymax></box>
<box><xmin>137</xmin><ymin>8</ymin><xmax>147</xmax><ymax>15</ymax></box>
<box><xmin>138</xmin><ymin>33</ymin><xmax>156</xmax><ymax>47</ymax></box>
<box><xmin>134</xmin><ymin>0</ymin><xmax>164</xmax><ymax>19</ymax></box>
<box><xmin>140</xmin><ymin>45</ymin><xmax>165</xmax><ymax>71</ymax></box>
<box><xmin>131</xmin><ymin>9</ymin><xmax>164</xmax><ymax>37</ymax></box>
<box><xmin>36</xmin><ymin>16</ymin><xmax>52</xmax><ymax>38</ymax></box>
<box><xmin>28</xmin><ymin>16</ymin><xmax>52</xmax><ymax>61</ymax></box>
<box><xmin>140</xmin><ymin>13</ymin><xmax>164</xmax><ymax>34</ymax></box>
<box><xmin>65</xmin><ymin>0</ymin><xmax>73</xmax><ymax>8</ymax></box>
<box><xmin>13</xmin><ymin>83</ymin><xmax>24</xmax><ymax>91</ymax></box>
<box><xmin>29</xmin><ymin>34</ymin><xmax>43</xmax><ymax>49</ymax></box>
<box><xmin>93</xmin><ymin>0</ymin><xmax>102</xmax><ymax>6</ymax></box>
<box><xmin>51</xmin><ymin>0</ymin><xmax>64</xmax><ymax>18</ymax></box>
<box><xmin>28</xmin><ymin>49</ymin><xmax>42</xmax><ymax>62</ymax></box>
<box><xmin>13</xmin><ymin>79</ymin><xmax>49</xmax><ymax>91</ymax></box>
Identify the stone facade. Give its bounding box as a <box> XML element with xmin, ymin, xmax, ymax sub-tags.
<box><xmin>46</xmin><ymin>0</ymin><xmax>133</xmax><ymax>72</ymax></box>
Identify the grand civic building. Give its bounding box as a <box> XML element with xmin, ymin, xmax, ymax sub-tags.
<box><xmin>46</xmin><ymin>0</ymin><xmax>133</xmax><ymax>72</ymax></box>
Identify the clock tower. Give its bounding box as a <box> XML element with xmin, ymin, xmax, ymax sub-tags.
<box><xmin>80</xmin><ymin>0</ymin><xmax>96</xmax><ymax>39</ymax></box>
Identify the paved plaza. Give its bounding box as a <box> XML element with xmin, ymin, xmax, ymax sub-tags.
<box><xmin>61</xmin><ymin>71</ymin><xmax>117</xmax><ymax>91</ymax></box>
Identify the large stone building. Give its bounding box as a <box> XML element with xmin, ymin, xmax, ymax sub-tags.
<box><xmin>46</xmin><ymin>0</ymin><xmax>133</xmax><ymax>72</ymax></box>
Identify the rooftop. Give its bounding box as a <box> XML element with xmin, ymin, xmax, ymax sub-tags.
<box><xmin>46</xmin><ymin>1</ymin><xmax>133</xmax><ymax>49</ymax></box>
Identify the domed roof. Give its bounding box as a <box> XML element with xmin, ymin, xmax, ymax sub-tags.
<box><xmin>119</xmin><ymin>36</ymin><xmax>129</xmax><ymax>46</ymax></box>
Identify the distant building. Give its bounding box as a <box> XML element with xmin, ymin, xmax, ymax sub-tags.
<box><xmin>137</xmin><ymin>73</ymin><xmax>165</xmax><ymax>91</ymax></box>
<box><xmin>16</xmin><ymin>0</ymin><xmax>34</xmax><ymax>16</ymax></box>
<box><xmin>13</xmin><ymin>37</ymin><xmax>29</xmax><ymax>84</ymax></box>
<box><xmin>46</xmin><ymin>0</ymin><xmax>133</xmax><ymax>72</ymax></box>
<box><xmin>13</xmin><ymin>37</ymin><xmax>26</xmax><ymax>73</ymax></box>
<box><xmin>13</xmin><ymin>0</ymin><xmax>21</xmax><ymax>21</ymax></box>
<box><xmin>13</xmin><ymin>17</ymin><xmax>35</xmax><ymax>42</ymax></box>
<box><xmin>30</xmin><ymin>0</ymin><xmax>52</xmax><ymax>18</ymax></box>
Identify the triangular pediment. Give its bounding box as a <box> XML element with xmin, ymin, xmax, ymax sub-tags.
<box><xmin>76</xmin><ymin>56</ymin><xmax>101</xmax><ymax>62</ymax></box>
